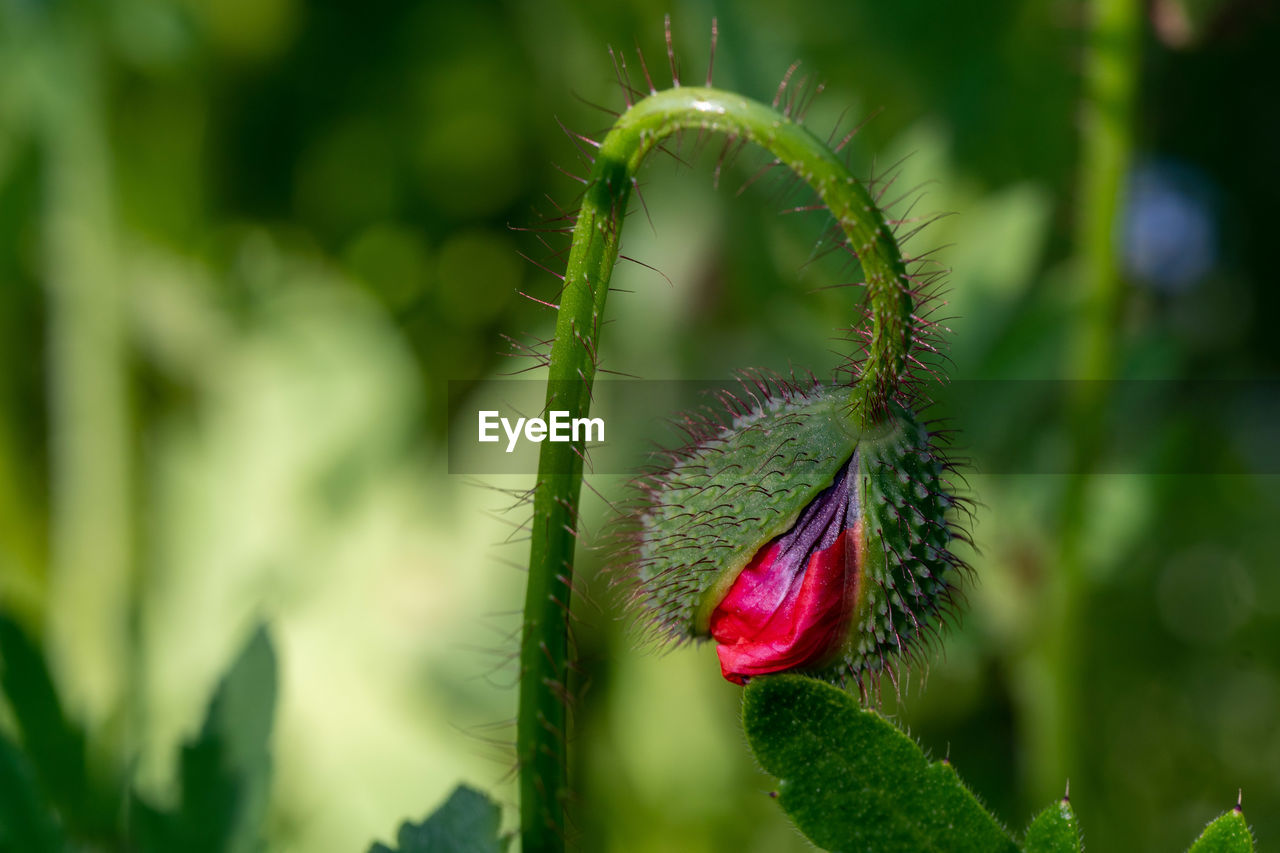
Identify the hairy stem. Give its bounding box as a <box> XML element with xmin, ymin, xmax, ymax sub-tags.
<box><xmin>518</xmin><ymin>85</ymin><xmax>913</xmax><ymax>853</ymax></box>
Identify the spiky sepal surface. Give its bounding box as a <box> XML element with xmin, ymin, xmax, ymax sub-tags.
<box><xmin>631</xmin><ymin>379</ymin><xmax>861</xmax><ymax>641</ymax></box>
<box><xmin>828</xmin><ymin>405</ymin><xmax>961</xmax><ymax>687</ymax></box>
<box><xmin>625</xmin><ymin>377</ymin><xmax>963</xmax><ymax>690</ymax></box>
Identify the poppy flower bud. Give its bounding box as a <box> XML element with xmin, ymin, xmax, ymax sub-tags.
<box><xmin>621</xmin><ymin>376</ymin><xmax>961</xmax><ymax>688</ymax></box>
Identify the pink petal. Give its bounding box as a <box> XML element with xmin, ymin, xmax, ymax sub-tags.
<box><xmin>710</xmin><ymin>525</ymin><xmax>860</xmax><ymax>683</ymax></box>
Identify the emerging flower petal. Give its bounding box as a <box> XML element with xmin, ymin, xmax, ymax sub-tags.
<box><xmin>709</xmin><ymin>455</ymin><xmax>862</xmax><ymax>684</ymax></box>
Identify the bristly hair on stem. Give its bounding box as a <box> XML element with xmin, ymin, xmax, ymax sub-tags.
<box><xmin>512</xmin><ymin>16</ymin><xmax>952</xmax><ymax>853</ymax></box>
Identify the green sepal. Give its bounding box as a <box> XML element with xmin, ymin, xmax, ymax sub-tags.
<box><xmin>636</xmin><ymin>382</ymin><xmax>861</xmax><ymax>639</ymax></box>
<box><xmin>821</xmin><ymin>405</ymin><xmax>957</xmax><ymax>684</ymax></box>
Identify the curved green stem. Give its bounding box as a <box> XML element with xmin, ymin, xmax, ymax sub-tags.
<box><xmin>518</xmin><ymin>86</ymin><xmax>914</xmax><ymax>853</ymax></box>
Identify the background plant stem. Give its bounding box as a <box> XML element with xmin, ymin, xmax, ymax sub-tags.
<box><xmin>517</xmin><ymin>86</ymin><xmax>913</xmax><ymax>853</ymax></box>
<box><xmin>35</xmin><ymin>2</ymin><xmax>135</xmax><ymax>775</ymax></box>
<box><xmin>1021</xmin><ymin>0</ymin><xmax>1140</xmax><ymax>804</ymax></box>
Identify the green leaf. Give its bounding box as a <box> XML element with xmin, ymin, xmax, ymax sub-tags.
<box><xmin>369</xmin><ymin>785</ymin><xmax>508</xmax><ymax>853</ymax></box>
<box><xmin>743</xmin><ymin>675</ymin><xmax>1017</xmax><ymax>853</ymax></box>
<box><xmin>1187</xmin><ymin>808</ymin><xmax>1254</xmax><ymax>853</ymax></box>
<box><xmin>0</xmin><ymin>613</ymin><xmax>91</xmax><ymax>831</ymax></box>
<box><xmin>135</xmin><ymin>625</ymin><xmax>277</xmax><ymax>853</ymax></box>
<box><xmin>0</xmin><ymin>729</ymin><xmax>65</xmax><ymax>853</ymax></box>
<box><xmin>1023</xmin><ymin>798</ymin><xmax>1081</xmax><ymax>853</ymax></box>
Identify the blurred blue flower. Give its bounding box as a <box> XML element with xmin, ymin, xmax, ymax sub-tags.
<box><xmin>1122</xmin><ymin>159</ymin><xmax>1219</xmax><ymax>292</ymax></box>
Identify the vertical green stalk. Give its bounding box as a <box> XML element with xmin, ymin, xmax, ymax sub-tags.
<box><xmin>35</xmin><ymin>5</ymin><xmax>134</xmax><ymax>767</ymax></box>
<box><xmin>518</xmin><ymin>86</ymin><xmax>914</xmax><ymax>852</ymax></box>
<box><xmin>1022</xmin><ymin>0</ymin><xmax>1140</xmax><ymax>803</ymax></box>
<box><xmin>0</xmin><ymin>5</ymin><xmax>48</xmax><ymax>624</ymax></box>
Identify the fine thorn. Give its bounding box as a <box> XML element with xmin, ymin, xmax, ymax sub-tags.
<box><xmin>1236</xmin><ymin>788</ymin><xmax>1244</xmax><ymax>812</ymax></box>
<box><xmin>635</xmin><ymin>42</ymin><xmax>656</xmax><ymax>94</ymax></box>
<box><xmin>665</xmin><ymin>14</ymin><xmax>680</xmax><ymax>86</ymax></box>
<box><xmin>834</xmin><ymin>106</ymin><xmax>885</xmax><ymax>154</ymax></box>
<box><xmin>618</xmin><ymin>253</ymin><xmax>673</xmax><ymax>288</ymax></box>
<box><xmin>706</xmin><ymin>17</ymin><xmax>718</xmax><ymax>87</ymax></box>
<box><xmin>1063</xmin><ymin>778</ymin><xmax>1071</xmax><ymax>802</ymax></box>
<box><xmin>607</xmin><ymin>45</ymin><xmax>634</xmax><ymax>108</ymax></box>
<box><xmin>773</xmin><ymin>61</ymin><xmax>799</xmax><ymax>109</ymax></box>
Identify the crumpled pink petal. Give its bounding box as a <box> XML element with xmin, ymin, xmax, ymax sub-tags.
<box><xmin>709</xmin><ymin>457</ymin><xmax>861</xmax><ymax>684</ymax></box>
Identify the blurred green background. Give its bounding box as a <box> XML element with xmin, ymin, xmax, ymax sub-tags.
<box><xmin>2</xmin><ymin>0</ymin><xmax>1279</xmax><ymax>850</ymax></box>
